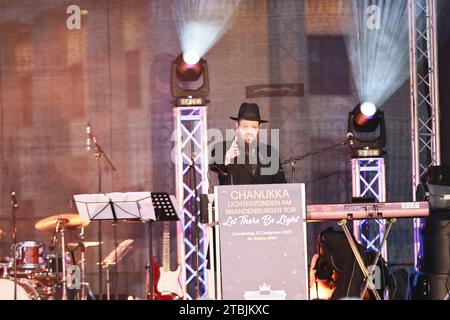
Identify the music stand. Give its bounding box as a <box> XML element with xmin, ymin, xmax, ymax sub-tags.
<box><xmin>74</xmin><ymin>192</ymin><xmax>156</xmax><ymax>299</ymax></box>
<box><xmin>101</xmin><ymin>239</ymin><xmax>134</xmax><ymax>300</ymax></box>
<box><xmin>74</xmin><ymin>192</ymin><xmax>155</xmax><ymax>222</ymax></box>
<box><xmin>147</xmin><ymin>193</ymin><xmax>182</xmax><ymax>300</ymax></box>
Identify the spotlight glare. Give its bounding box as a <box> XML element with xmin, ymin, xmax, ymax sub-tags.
<box><xmin>183</xmin><ymin>50</ymin><xmax>200</xmax><ymax>65</ymax></box>
<box><xmin>360</xmin><ymin>101</ymin><xmax>377</xmax><ymax>117</ymax></box>
<box><xmin>171</xmin><ymin>53</ymin><xmax>210</xmax><ymax>101</ymax></box>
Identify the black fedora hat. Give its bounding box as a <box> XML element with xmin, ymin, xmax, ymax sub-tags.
<box><xmin>230</xmin><ymin>102</ymin><xmax>268</xmax><ymax>123</ymax></box>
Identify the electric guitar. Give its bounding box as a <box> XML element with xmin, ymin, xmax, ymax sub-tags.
<box><xmin>154</xmin><ymin>221</ymin><xmax>183</xmax><ymax>300</ymax></box>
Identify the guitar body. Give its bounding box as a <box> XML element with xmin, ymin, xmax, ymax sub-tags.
<box><xmin>156</xmin><ymin>265</ymin><xmax>183</xmax><ymax>300</ymax></box>
<box><xmin>149</xmin><ymin>222</ymin><xmax>184</xmax><ymax>300</ymax></box>
<box><xmin>147</xmin><ymin>256</ymin><xmax>162</xmax><ymax>300</ymax></box>
<box><xmin>148</xmin><ymin>257</ymin><xmax>183</xmax><ymax>300</ymax></box>
<box><xmin>154</xmin><ymin>292</ymin><xmax>180</xmax><ymax>300</ymax></box>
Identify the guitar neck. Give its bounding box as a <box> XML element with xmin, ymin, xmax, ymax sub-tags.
<box><xmin>162</xmin><ymin>221</ymin><xmax>170</xmax><ymax>272</ymax></box>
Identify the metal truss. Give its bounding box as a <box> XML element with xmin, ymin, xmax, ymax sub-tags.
<box><xmin>408</xmin><ymin>0</ymin><xmax>441</xmax><ymax>270</ymax></box>
<box><xmin>352</xmin><ymin>158</ymin><xmax>387</xmax><ymax>258</ymax></box>
<box><xmin>174</xmin><ymin>107</ymin><xmax>209</xmax><ymax>300</ymax></box>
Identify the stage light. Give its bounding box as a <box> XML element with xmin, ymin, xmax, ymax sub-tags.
<box><xmin>171</xmin><ymin>53</ymin><xmax>209</xmax><ymax>106</ymax></box>
<box><xmin>347</xmin><ymin>102</ymin><xmax>386</xmax><ymax>158</ymax></box>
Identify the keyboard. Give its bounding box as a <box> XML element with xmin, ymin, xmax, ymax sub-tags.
<box><xmin>306</xmin><ymin>201</ymin><xmax>429</xmax><ymax>221</ymax></box>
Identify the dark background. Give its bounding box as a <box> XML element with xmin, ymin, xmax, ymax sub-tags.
<box><xmin>0</xmin><ymin>0</ymin><xmax>448</xmax><ymax>298</ymax></box>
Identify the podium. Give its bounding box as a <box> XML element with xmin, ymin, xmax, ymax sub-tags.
<box><xmin>208</xmin><ymin>183</ymin><xmax>309</xmax><ymax>300</ymax></box>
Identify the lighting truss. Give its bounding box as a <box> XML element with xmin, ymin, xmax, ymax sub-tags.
<box><xmin>408</xmin><ymin>0</ymin><xmax>441</xmax><ymax>270</ymax></box>
<box><xmin>352</xmin><ymin>158</ymin><xmax>388</xmax><ymax>259</ymax></box>
<box><xmin>174</xmin><ymin>107</ymin><xmax>209</xmax><ymax>300</ymax></box>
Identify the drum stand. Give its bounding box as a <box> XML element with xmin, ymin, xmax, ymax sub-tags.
<box><xmin>105</xmin><ymin>266</ymin><xmax>112</xmax><ymax>300</ymax></box>
<box><xmin>79</xmin><ymin>228</ymin><xmax>86</xmax><ymax>300</ymax></box>
<box><xmin>67</xmin><ymin>235</ymin><xmax>95</xmax><ymax>300</ymax></box>
<box><xmin>78</xmin><ymin>243</ymin><xmax>95</xmax><ymax>300</ymax></box>
<box><xmin>55</xmin><ymin>219</ymin><xmax>68</xmax><ymax>300</ymax></box>
<box><xmin>11</xmin><ymin>191</ymin><xmax>19</xmax><ymax>300</ymax></box>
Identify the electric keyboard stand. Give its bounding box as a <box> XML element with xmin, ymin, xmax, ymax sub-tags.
<box><xmin>337</xmin><ymin>218</ymin><xmax>397</xmax><ymax>300</ymax></box>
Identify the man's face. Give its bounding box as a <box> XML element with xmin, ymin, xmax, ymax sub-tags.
<box><xmin>236</xmin><ymin>119</ymin><xmax>261</xmax><ymax>144</ymax></box>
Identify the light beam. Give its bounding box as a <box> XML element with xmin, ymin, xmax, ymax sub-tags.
<box><xmin>344</xmin><ymin>0</ymin><xmax>409</xmax><ymax>107</ymax></box>
<box><xmin>172</xmin><ymin>0</ymin><xmax>241</xmax><ymax>61</ymax></box>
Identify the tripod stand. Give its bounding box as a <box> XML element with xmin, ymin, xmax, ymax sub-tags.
<box><xmin>10</xmin><ymin>191</ymin><xmax>19</xmax><ymax>300</ymax></box>
<box><xmin>74</xmin><ymin>192</ymin><xmax>155</xmax><ymax>299</ymax></box>
<box><xmin>66</xmin><ymin>227</ymin><xmax>97</xmax><ymax>300</ymax></box>
<box><xmin>101</xmin><ymin>239</ymin><xmax>134</xmax><ymax>300</ymax></box>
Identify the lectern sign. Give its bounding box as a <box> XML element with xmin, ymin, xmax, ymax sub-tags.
<box><xmin>215</xmin><ymin>183</ymin><xmax>308</xmax><ymax>300</ymax></box>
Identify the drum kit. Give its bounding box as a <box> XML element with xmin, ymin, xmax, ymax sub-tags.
<box><xmin>0</xmin><ymin>213</ymin><xmax>98</xmax><ymax>300</ymax></box>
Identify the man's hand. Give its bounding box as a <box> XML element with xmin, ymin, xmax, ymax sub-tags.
<box><xmin>224</xmin><ymin>139</ymin><xmax>240</xmax><ymax>166</ymax></box>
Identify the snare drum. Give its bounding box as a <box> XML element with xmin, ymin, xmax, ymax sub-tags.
<box><xmin>15</xmin><ymin>241</ymin><xmax>46</xmax><ymax>270</ymax></box>
<box><xmin>0</xmin><ymin>278</ymin><xmax>41</xmax><ymax>300</ymax></box>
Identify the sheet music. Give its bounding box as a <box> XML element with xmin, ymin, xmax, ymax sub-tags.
<box><xmin>73</xmin><ymin>192</ymin><xmax>156</xmax><ymax>221</ymax></box>
<box><xmin>102</xmin><ymin>239</ymin><xmax>134</xmax><ymax>267</ymax></box>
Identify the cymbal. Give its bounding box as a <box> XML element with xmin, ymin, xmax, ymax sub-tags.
<box><xmin>67</xmin><ymin>241</ymin><xmax>101</xmax><ymax>249</ymax></box>
<box><xmin>35</xmin><ymin>214</ymin><xmax>90</xmax><ymax>232</ymax></box>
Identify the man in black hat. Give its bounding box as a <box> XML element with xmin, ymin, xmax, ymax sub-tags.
<box><xmin>209</xmin><ymin>102</ymin><xmax>286</xmax><ymax>185</ymax></box>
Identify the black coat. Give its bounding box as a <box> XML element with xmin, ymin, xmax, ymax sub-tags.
<box><xmin>209</xmin><ymin>141</ymin><xmax>287</xmax><ymax>185</ymax></box>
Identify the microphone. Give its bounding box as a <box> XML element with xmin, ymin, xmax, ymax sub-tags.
<box><xmin>11</xmin><ymin>191</ymin><xmax>18</xmax><ymax>208</ymax></box>
<box><xmin>234</xmin><ymin>128</ymin><xmax>241</xmax><ymax>144</ymax></box>
<box><xmin>86</xmin><ymin>122</ymin><xmax>92</xmax><ymax>151</ymax></box>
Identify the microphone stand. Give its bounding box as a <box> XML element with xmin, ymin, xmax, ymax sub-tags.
<box><xmin>281</xmin><ymin>139</ymin><xmax>349</xmax><ymax>183</ymax></box>
<box><xmin>87</xmin><ymin>127</ymin><xmax>117</xmax><ymax>300</ymax></box>
<box><xmin>10</xmin><ymin>191</ymin><xmax>18</xmax><ymax>300</ymax></box>
<box><xmin>146</xmin><ymin>219</ymin><xmax>154</xmax><ymax>300</ymax></box>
